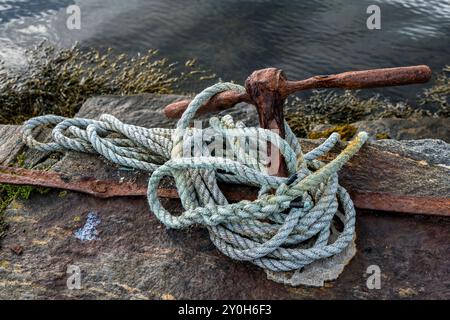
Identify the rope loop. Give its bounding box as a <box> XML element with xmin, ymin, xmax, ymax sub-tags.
<box><xmin>21</xmin><ymin>82</ymin><xmax>368</xmax><ymax>280</ymax></box>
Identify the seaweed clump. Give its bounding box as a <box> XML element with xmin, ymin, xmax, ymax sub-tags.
<box><xmin>285</xmin><ymin>90</ymin><xmax>430</xmax><ymax>138</ymax></box>
<box><xmin>307</xmin><ymin>124</ymin><xmax>358</xmax><ymax>141</ymax></box>
<box><xmin>0</xmin><ymin>185</ymin><xmax>46</xmax><ymax>239</ymax></box>
<box><xmin>422</xmin><ymin>65</ymin><xmax>450</xmax><ymax>117</ymax></box>
<box><xmin>0</xmin><ymin>42</ymin><xmax>214</xmax><ymax>124</ymax></box>
<box><xmin>0</xmin><ymin>155</ymin><xmax>49</xmax><ymax>241</ymax></box>
<box><xmin>286</xmin><ymin>66</ymin><xmax>450</xmax><ymax>138</ymax></box>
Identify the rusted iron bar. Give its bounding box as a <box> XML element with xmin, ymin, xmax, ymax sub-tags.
<box><xmin>244</xmin><ymin>68</ymin><xmax>289</xmax><ymax>176</ymax></box>
<box><xmin>1</xmin><ymin>165</ymin><xmax>448</xmax><ymax>217</ymax></box>
<box><xmin>0</xmin><ymin>165</ymin><xmax>145</xmax><ymax>198</ymax></box>
<box><xmin>164</xmin><ymin>91</ymin><xmax>252</xmax><ymax>119</ymax></box>
<box><xmin>164</xmin><ymin>65</ymin><xmax>432</xmax><ymax>177</ymax></box>
<box><xmin>164</xmin><ymin>65</ymin><xmax>431</xmax><ymax>119</ymax></box>
<box><xmin>0</xmin><ymin>165</ymin><xmax>255</xmax><ymax>201</ymax></box>
<box><xmin>2</xmin><ymin>65</ymin><xmax>440</xmax><ymax>216</ymax></box>
<box><xmin>282</xmin><ymin>65</ymin><xmax>432</xmax><ymax>95</ymax></box>
<box><xmin>348</xmin><ymin>191</ymin><xmax>450</xmax><ymax>217</ymax></box>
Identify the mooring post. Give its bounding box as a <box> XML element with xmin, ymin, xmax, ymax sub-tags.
<box><xmin>164</xmin><ymin>65</ymin><xmax>431</xmax><ymax>119</ymax></box>
<box><xmin>163</xmin><ymin>65</ymin><xmax>432</xmax><ymax>178</ymax></box>
<box><xmin>244</xmin><ymin>68</ymin><xmax>289</xmax><ymax>177</ymax></box>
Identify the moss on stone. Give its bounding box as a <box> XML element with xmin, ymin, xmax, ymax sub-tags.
<box><xmin>307</xmin><ymin>124</ymin><xmax>358</xmax><ymax>141</ymax></box>
<box><xmin>285</xmin><ymin>90</ymin><xmax>433</xmax><ymax>138</ymax></box>
<box><xmin>422</xmin><ymin>65</ymin><xmax>450</xmax><ymax>117</ymax></box>
<box><xmin>0</xmin><ymin>154</ymin><xmax>50</xmax><ymax>241</ymax></box>
<box><xmin>0</xmin><ymin>184</ymin><xmax>49</xmax><ymax>240</ymax></box>
<box><xmin>58</xmin><ymin>190</ymin><xmax>68</xmax><ymax>198</ymax></box>
<box><xmin>375</xmin><ymin>132</ymin><xmax>390</xmax><ymax>140</ymax></box>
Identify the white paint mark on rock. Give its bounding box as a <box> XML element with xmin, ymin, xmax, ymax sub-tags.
<box><xmin>75</xmin><ymin>212</ymin><xmax>100</xmax><ymax>241</ymax></box>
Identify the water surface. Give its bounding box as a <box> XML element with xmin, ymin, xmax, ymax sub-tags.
<box><xmin>1</xmin><ymin>0</ymin><xmax>449</xmax><ymax>102</ymax></box>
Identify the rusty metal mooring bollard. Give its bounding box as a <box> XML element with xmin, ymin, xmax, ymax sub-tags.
<box><xmin>2</xmin><ymin>65</ymin><xmax>446</xmax><ymax>217</ymax></box>
<box><xmin>164</xmin><ymin>65</ymin><xmax>432</xmax><ymax>177</ymax></box>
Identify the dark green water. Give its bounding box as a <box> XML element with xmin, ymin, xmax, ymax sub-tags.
<box><xmin>1</xmin><ymin>0</ymin><xmax>450</xmax><ymax>101</ymax></box>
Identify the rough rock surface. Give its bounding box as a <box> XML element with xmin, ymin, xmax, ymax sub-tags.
<box><xmin>0</xmin><ymin>94</ymin><xmax>449</xmax><ymax>299</ymax></box>
<box><xmin>334</xmin><ymin>139</ymin><xmax>448</xmax><ymax>197</ymax></box>
<box><xmin>374</xmin><ymin>139</ymin><xmax>450</xmax><ymax>167</ymax></box>
<box><xmin>0</xmin><ymin>125</ymin><xmax>22</xmax><ymax>165</ymax></box>
<box><xmin>0</xmin><ymin>125</ymin><xmax>52</xmax><ymax>167</ymax></box>
<box><xmin>77</xmin><ymin>93</ymin><xmax>259</xmax><ymax>128</ymax></box>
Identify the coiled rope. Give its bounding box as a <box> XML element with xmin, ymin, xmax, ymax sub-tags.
<box><xmin>21</xmin><ymin>82</ymin><xmax>368</xmax><ymax>279</ymax></box>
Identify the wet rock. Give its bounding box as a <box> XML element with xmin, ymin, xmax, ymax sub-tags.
<box><xmin>299</xmin><ymin>138</ymin><xmax>450</xmax><ymax>200</ymax></box>
<box><xmin>312</xmin><ymin>117</ymin><xmax>450</xmax><ymax>142</ymax></box>
<box><xmin>373</xmin><ymin>139</ymin><xmax>450</xmax><ymax>167</ymax></box>
<box><xmin>0</xmin><ymin>125</ymin><xmax>23</xmax><ymax>165</ymax></box>
<box><xmin>354</xmin><ymin>117</ymin><xmax>450</xmax><ymax>142</ymax></box>
<box><xmin>77</xmin><ymin>93</ymin><xmax>259</xmax><ymax>128</ymax></box>
<box><xmin>0</xmin><ymin>124</ymin><xmax>54</xmax><ymax>168</ymax></box>
<box><xmin>267</xmin><ymin>235</ymin><xmax>357</xmax><ymax>287</ymax></box>
<box><xmin>0</xmin><ymin>94</ymin><xmax>449</xmax><ymax>299</ymax></box>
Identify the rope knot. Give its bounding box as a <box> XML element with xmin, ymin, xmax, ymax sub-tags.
<box><xmin>21</xmin><ymin>82</ymin><xmax>368</xmax><ymax>283</ymax></box>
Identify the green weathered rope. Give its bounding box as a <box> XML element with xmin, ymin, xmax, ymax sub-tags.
<box><xmin>21</xmin><ymin>82</ymin><xmax>368</xmax><ymax>280</ymax></box>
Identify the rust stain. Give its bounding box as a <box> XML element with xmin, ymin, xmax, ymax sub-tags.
<box><xmin>0</xmin><ymin>165</ymin><xmax>448</xmax><ymax>217</ymax></box>
<box><xmin>87</xmin><ymin>286</ymin><xmax>121</xmax><ymax>299</ymax></box>
<box><xmin>161</xmin><ymin>293</ymin><xmax>176</xmax><ymax>300</ymax></box>
<box><xmin>32</xmin><ymin>239</ymin><xmax>50</xmax><ymax>246</ymax></box>
<box><xmin>398</xmin><ymin>287</ymin><xmax>419</xmax><ymax>298</ymax></box>
<box><xmin>5</xmin><ymin>216</ymin><xmax>37</xmax><ymax>224</ymax></box>
<box><xmin>349</xmin><ymin>191</ymin><xmax>450</xmax><ymax>216</ymax></box>
<box><xmin>9</xmin><ymin>245</ymin><xmax>23</xmax><ymax>256</ymax></box>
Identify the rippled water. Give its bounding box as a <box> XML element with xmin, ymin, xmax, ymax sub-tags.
<box><xmin>1</xmin><ymin>0</ymin><xmax>450</xmax><ymax>101</ymax></box>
